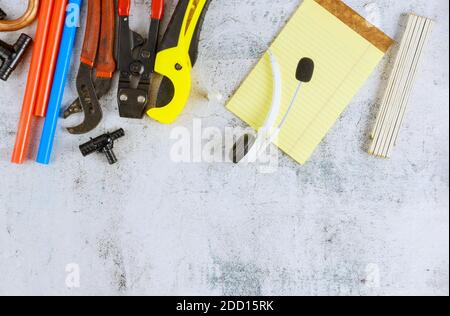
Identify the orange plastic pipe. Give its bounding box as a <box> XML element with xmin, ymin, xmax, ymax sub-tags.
<box><xmin>11</xmin><ymin>0</ymin><xmax>55</xmax><ymax>164</ymax></box>
<box><xmin>34</xmin><ymin>0</ymin><xmax>68</xmax><ymax>117</ymax></box>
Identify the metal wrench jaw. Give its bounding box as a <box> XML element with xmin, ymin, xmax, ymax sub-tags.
<box><xmin>67</xmin><ymin>63</ymin><xmax>103</xmax><ymax>135</ymax></box>
<box><xmin>64</xmin><ymin>77</ymin><xmax>113</xmax><ymax>119</ymax></box>
<box><xmin>94</xmin><ymin>77</ymin><xmax>114</xmax><ymax>101</ymax></box>
<box><xmin>63</xmin><ymin>100</ymin><xmax>83</xmax><ymax>119</ymax></box>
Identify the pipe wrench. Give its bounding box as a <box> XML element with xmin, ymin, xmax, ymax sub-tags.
<box><xmin>148</xmin><ymin>0</ymin><xmax>211</xmax><ymax>124</ymax></box>
<box><xmin>64</xmin><ymin>0</ymin><xmax>116</xmax><ymax>134</ymax></box>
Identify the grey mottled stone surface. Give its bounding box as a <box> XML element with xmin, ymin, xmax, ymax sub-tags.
<box><xmin>0</xmin><ymin>0</ymin><xmax>448</xmax><ymax>295</ymax></box>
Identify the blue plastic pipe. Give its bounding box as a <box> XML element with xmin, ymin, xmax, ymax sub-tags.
<box><xmin>36</xmin><ymin>0</ymin><xmax>83</xmax><ymax>165</ymax></box>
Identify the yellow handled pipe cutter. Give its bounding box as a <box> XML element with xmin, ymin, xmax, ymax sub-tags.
<box><xmin>147</xmin><ymin>0</ymin><xmax>211</xmax><ymax>124</ymax></box>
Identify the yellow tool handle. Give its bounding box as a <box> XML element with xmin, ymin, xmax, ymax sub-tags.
<box><xmin>147</xmin><ymin>0</ymin><xmax>209</xmax><ymax>124</ymax></box>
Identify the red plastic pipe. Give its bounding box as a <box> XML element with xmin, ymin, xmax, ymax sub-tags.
<box><xmin>151</xmin><ymin>0</ymin><xmax>164</xmax><ymax>19</ymax></box>
<box><xmin>118</xmin><ymin>0</ymin><xmax>130</xmax><ymax>16</ymax></box>
<box><xmin>12</xmin><ymin>0</ymin><xmax>55</xmax><ymax>164</ymax></box>
<box><xmin>34</xmin><ymin>0</ymin><xmax>68</xmax><ymax>117</ymax></box>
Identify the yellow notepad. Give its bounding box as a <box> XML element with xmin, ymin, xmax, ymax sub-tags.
<box><xmin>226</xmin><ymin>0</ymin><xmax>394</xmax><ymax>164</ymax></box>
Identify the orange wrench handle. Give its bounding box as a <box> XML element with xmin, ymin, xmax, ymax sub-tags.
<box><xmin>96</xmin><ymin>0</ymin><xmax>116</xmax><ymax>78</ymax></box>
<box><xmin>80</xmin><ymin>0</ymin><xmax>101</xmax><ymax>66</ymax></box>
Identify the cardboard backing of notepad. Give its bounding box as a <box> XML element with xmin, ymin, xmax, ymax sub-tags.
<box><xmin>227</xmin><ymin>0</ymin><xmax>394</xmax><ymax>164</ymax></box>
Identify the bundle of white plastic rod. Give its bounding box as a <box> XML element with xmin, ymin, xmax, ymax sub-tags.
<box><xmin>369</xmin><ymin>14</ymin><xmax>433</xmax><ymax>158</ymax></box>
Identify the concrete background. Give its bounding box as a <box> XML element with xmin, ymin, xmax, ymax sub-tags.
<box><xmin>0</xmin><ymin>0</ymin><xmax>448</xmax><ymax>296</ymax></box>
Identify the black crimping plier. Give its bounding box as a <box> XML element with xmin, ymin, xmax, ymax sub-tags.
<box><xmin>117</xmin><ymin>0</ymin><xmax>211</xmax><ymax>122</ymax></box>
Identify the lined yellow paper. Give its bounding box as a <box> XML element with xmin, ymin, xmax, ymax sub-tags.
<box><xmin>226</xmin><ymin>0</ymin><xmax>393</xmax><ymax>164</ymax></box>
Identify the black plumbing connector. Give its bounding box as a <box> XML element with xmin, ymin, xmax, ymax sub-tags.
<box><xmin>79</xmin><ymin>129</ymin><xmax>126</xmax><ymax>165</ymax></box>
<box><xmin>0</xmin><ymin>33</ymin><xmax>32</xmax><ymax>81</ymax></box>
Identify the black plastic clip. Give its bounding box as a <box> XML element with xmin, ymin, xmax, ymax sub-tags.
<box><xmin>79</xmin><ymin>129</ymin><xmax>125</xmax><ymax>165</ymax></box>
<box><xmin>0</xmin><ymin>33</ymin><xmax>32</xmax><ymax>81</ymax></box>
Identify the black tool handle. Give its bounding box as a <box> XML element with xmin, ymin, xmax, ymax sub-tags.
<box><xmin>189</xmin><ymin>0</ymin><xmax>212</xmax><ymax>66</ymax></box>
<box><xmin>157</xmin><ymin>0</ymin><xmax>212</xmax><ymax>65</ymax></box>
